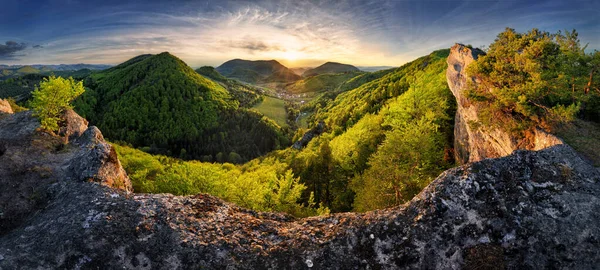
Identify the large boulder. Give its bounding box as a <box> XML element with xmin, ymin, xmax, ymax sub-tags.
<box><xmin>446</xmin><ymin>44</ymin><xmax>563</xmax><ymax>163</ymax></box>
<box><xmin>69</xmin><ymin>126</ymin><xmax>132</xmax><ymax>192</ymax></box>
<box><xmin>59</xmin><ymin>109</ymin><xmax>89</xmax><ymax>142</ymax></box>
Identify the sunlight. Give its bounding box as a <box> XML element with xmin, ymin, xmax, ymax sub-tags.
<box><xmin>283</xmin><ymin>50</ymin><xmax>300</xmax><ymax>61</ymax></box>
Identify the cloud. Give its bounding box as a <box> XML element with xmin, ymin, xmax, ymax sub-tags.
<box><xmin>33</xmin><ymin>44</ymin><xmax>44</xmax><ymax>49</ymax></box>
<box><xmin>225</xmin><ymin>39</ymin><xmax>282</xmax><ymax>53</ymax></box>
<box><xmin>0</xmin><ymin>41</ymin><xmax>27</xmax><ymax>59</ymax></box>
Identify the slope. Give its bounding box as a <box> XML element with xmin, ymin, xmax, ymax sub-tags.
<box><xmin>216</xmin><ymin>59</ymin><xmax>301</xmax><ymax>84</ymax></box>
<box><xmin>284</xmin><ymin>71</ymin><xmax>363</xmax><ymax>94</ymax></box>
<box><xmin>302</xmin><ymin>62</ymin><xmax>360</xmax><ymax>77</ymax></box>
<box><xmin>74</xmin><ymin>52</ymin><xmax>289</xmax><ymax>162</ymax></box>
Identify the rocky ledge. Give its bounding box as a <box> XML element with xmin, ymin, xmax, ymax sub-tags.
<box><xmin>1</xmin><ymin>110</ymin><xmax>599</xmax><ymax>269</ymax></box>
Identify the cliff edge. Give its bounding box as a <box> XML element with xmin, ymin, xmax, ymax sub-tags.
<box><xmin>1</xmin><ymin>108</ymin><xmax>599</xmax><ymax>268</ymax></box>
<box><xmin>446</xmin><ymin>44</ymin><xmax>563</xmax><ymax>164</ymax></box>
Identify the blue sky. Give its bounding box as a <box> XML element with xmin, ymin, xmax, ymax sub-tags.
<box><xmin>0</xmin><ymin>0</ymin><xmax>598</xmax><ymax>67</ymax></box>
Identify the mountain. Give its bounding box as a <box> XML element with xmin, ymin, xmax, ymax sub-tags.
<box><xmin>216</xmin><ymin>59</ymin><xmax>301</xmax><ymax>84</ymax></box>
<box><xmin>284</xmin><ymin>71</ymin><xmax>362</xmax><ymax>94</ymax></box>
<box><xmin>290</xmin><ymin>67</ymin><xmax>311</xmax><ymax>76</ymax></box>
<box><xmin>357</xmin><ymin>66</ymin><xmax>396</xmax><ymax>72</ymax></box>
<box><xmin>74</xmin><ymin>52</ymin><xmax>288</xmax><ymax>162</ymax></box>
<box><xmin>196</xmin><ymin>66</ymin><xmax>262</xmax><ymax>107</ymax></box>
<box><xmin>302</xmin><ymin>62</ymin><xmax>359</xmax><ymax>77</ymax></box>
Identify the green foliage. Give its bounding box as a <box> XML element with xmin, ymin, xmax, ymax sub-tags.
<box><xmin>282</xmin><ymin>49</ymin><xmax>455</xmax><ymax>212</ymax></box>
<box><xmin>196</xmin><ymin>66</ymin><xmax>263</xmax><ymax>107</ymax></box>
<box><xmin>75</xmin><ymin>53</ymin><xmax>288</xmax><ymax>162</ymax></box>
<box><xmin>0</xmin><ymin>74</ymin><xmax>46</xmax><ymax>101</ymax></box>
<box><xmin>312</xmin><ymin>49</ymin><xmax>450</xmax><ymax>130</ymax></box>
<box><xmin>115</xmin><ymin>144</ymin><xmax>323</xmax><ymax>217</ymax></box>
<box><xmin>30</xmin><ymin>76</ymin><xmax>85</xmax><ymax>131</ymax></box>
<box><xmin>467</xmin><ymin>28</ymin><xmax>600</xmax><ymax>133</ymax></box>
<box><xmin>285</xmin><ymin>72</ymin><xmax>363</xmax><ymax>94</ymax></box>
<box><xmin>251</xmin><ymin>96</ymin><xmax>288</xmax><ymax>128</ymax></box>
<box><xmin>6</xmin><ymin>98</ymin><xmax>27</xmax><ymax>112</ymax></box>
<box><xmin>302</xmin><ymin>62</ymin><xmax>360</xmax><ymax>77</ymax></box>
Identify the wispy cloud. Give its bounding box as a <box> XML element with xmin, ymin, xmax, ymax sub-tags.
<box><xmin>0</xmin><ymin>0</ymin><xmax>598</xmax><ymax>66</ymax></box>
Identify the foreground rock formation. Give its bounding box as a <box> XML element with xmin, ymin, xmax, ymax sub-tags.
<box><xmin>446</xmin><ymin>44</ymin><xmax>564</xmax><ymax>164</ymax></box>
<box><xmin>0</xmin><ymin>110</ymin><xmax>130</xmax><ymax>235</ymax></box>
<box><xmin>1</xmin><ymin>110</ymin><xmax>600</xmax><ymax>269</ymax></box>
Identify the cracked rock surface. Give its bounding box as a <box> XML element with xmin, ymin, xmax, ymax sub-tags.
<box><xmin>1</xmin><ymin>110</ymin><xmax>599</xmax><ymax>269</ymax></box>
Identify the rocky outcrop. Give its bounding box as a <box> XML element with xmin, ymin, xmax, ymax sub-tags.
<box><xmin>0</xmin><ymin>53</ymin><xmax>599</xmax><ymax>269</ymax></box>
<box><xmin>59</xmin><ymin>109</ymin><xmax>89</xmax><ymax>142</ymax></box>
<box><xmin>0</xmin><ymin>111</ymin><xmax>131</xmax><ymax>234</ymax></box>
<box><xmin>2</xmin><ymin>117</ymin><xmax>600</xmax><ymax>270</ymax></box>
<box><xmin>0</xmin><ymin>99</ymin><xmax>13</xmax><ymax>114</ymax></box>
<box><xmin>69</xmin><ymin>126</ymin><xmax>132</xmax><ymax>192</ymax></box>
<box><xmin>447</xmin><ymin>44</ymin><xmax>563</xmax><ymax>164</ymax></box>
<box><xmin>292</xmin><ymin>121</ymin><xmax>325</xmax><ymax>150</ymax></box>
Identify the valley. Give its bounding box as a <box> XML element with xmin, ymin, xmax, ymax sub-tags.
<box><xmin>1</xmin><ymin>0</ymin><xmax>600</xmax><ymax>268</ymax></box>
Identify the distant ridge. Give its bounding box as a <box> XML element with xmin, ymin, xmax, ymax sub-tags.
<box><xmin>302</xmin><ymin>62</ymin><xmax>359</xmax><ymax>77</ymax></box>
<box><xmin>216</xmin><ymin>59</ymin><xmax>300</xmax><ymax>84</ymax></box>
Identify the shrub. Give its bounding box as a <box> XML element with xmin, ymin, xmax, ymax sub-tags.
<box><xmin>30</xmin><ymin>76</ymin><xmax>85</xmax><ymax>132</ymax></box>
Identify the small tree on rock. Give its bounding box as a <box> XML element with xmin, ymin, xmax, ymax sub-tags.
<box><xmin>30</xmin><ymin>76</ymin><xmax>85</xmax><ymax>132</ymax></box>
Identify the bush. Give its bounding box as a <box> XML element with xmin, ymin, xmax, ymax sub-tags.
<box><xmin>30</xmin><ymin>76</ymin><xmax>84</xmax><ymax>131</ymax></box>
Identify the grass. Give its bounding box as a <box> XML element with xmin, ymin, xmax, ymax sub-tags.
<box><xmin>555</xmin><ymin>119</ymin><xmax>600</xmax><ymax>167</ymax></box>
<box><xmin>251</xmin><ymin>96</ymin><xmax>288</xmax><ymax>128</ymax></box>
<box><xmin>297</xmin><ymin>112</ymin><xmax>312</xmax><ymax>128</ymax></box>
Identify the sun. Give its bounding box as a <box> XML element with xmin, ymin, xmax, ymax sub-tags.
<box><xmin>283</xmin><ymin>50</ymin><xmax>300</xmax><ymax>61</ymax></box>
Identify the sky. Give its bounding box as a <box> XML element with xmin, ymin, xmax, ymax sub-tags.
<box><xmin>0</xmin><ymin>0</ymin><xmax>598</xmax><ymax>68</ymax></box>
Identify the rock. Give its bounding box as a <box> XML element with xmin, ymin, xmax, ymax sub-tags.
<box><xmin>0</xmin><ymin>111</ymin><xmax>130</xmax><ymax>235</ymax></box>
<box><xmin>69</xmin><ymin>126</ymin><xmax>132</xmax><ymax>192</ymax></box>
<box><xmin>292</xmin><ymin>121</ymin><xmax>325</xmax><ymax>150</ymax></box>
<box><xmin>447</xmin><ymin>44</ymin><xmax>563</xmax><ymax>163</ymax></box>
<box><xmin>0</xmin><ymin>99</ymin><xmax>12</xmax><ymax>114</ymax></box>
<box><xmin>58</xmin><ymin>109</ymin><xmax>89</xmax><ymax>142</ymax></box>
<box><xmin>2</xmin><ymin>132</ymin><xmax>600</xmax><ymax>269</ymax></box>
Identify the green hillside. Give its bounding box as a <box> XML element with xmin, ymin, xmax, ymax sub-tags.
<box><xmin>75</xmin><ymin>52</ymin><xmax>289</xmax><ymax>162</ymax></box>
<box><xmin>196</xmin><ymin>66</ymin><xmax>262</xmax><ymax>107</ymax></box>
<box><xmin>251</xmin><ymin>96</ymin><xmax>288</xmax><ymax>128</ymax></box>
<box><xmin>302</xmin><ymin>62</ymin><xmax>360</xmax><ymax>77</ymax></box>
<box><xmin>282</xmin><ymin>49</ymin><xmax>456</xmax><ymax>212</ymax></box>
<box><xmin>216</xmin><ymin>59</ymin><xmax>301</xmax><ymax>84</ymax></box>
<box><xmin>284</xmin><ymin>71</ymin><xmax>363</xmax><ymax>94</ymax></box>
<box><xmin>16</xmin><ymin>66</ymin><xmax>40</xmax><ymax>74</ymax></box>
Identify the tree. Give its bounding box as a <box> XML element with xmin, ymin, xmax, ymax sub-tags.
<box><xmin>30</xmin><ymin>76</ymin><xmax>85</xmax><ymax>131</ymax></box>
<box><xmin>466</xmin><ymin>28</ymin><xmax>598</xmax><ymax>133</ymax></box>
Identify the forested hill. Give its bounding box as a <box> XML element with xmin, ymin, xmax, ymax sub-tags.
<box><xmin>216</xmin><ymin>59</ymin><xmax>301</xmax><ymax>83</ymax></box>
<box><xmin>275</xmin><ymin>49</ymin><xmax>457</xmax><ymax>212</ymax></box>
<box><xmin>74</xmin><ymin>52</ymin><xmax>289</xmax><ymax>163</ymax></box>
<box><xmin>302</xmin><ymin>62</ymin><xmax>359</xmax><ymax>77</ymax></box>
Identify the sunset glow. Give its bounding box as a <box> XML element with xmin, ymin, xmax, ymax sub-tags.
<box><xmin>0</xmin><ymin>0</ymin><xmax>598</xmax><ymax>68</ymax></box>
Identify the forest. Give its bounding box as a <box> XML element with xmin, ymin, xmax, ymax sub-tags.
<box><xmin>3</xmin><ymin>28</ymin><xmax>598</xmax><ymax>217</ymax></box>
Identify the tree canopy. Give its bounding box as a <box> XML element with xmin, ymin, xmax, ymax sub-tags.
<box><xmin>467</xmin><ymin>28</ymin><xmax>600</xmax><ymax>133</ymax></box>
